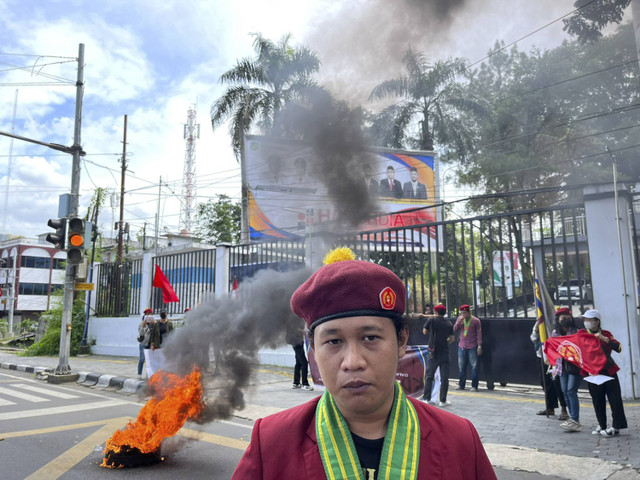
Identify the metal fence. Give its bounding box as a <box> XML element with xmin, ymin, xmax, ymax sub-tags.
<box><xmin>94</xmin><ymin>249</ymin><xmax>216</xmax><ymax>317</ymax></box>
<box><xmin>151</xmin><ymin>249</ymin><xmax>217</xmax><ymax>315</ymax></box>
<box><xmin>228</xmin><ymin>240</ymin><xmax>307</xmax><ymax>284</ymax></box>
<box><xmin>94</xmin><ymin>258</ymin><xmax>142</xmax><ymax>317</ymax></box>
<box><xmin>333</xmin><ymin>203</ymin><xmax>593</xmax><ymax>319</ymax></box>
<box><xmin>93</xmin><ymin>195</ymin><xmax>640</xmax><ymax>321</ymax></box>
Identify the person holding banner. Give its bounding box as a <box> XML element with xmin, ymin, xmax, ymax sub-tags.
<box><xmin>582</xmin><ymin>309</ymin><xmax>628</xmax><ymax>436</ymax></box>
<box><xmin>530</xmin><ymin>319</ymin><xmax>569</xmax><ymax>419</ymax></box>
<box><xmin>551</xmin><ymin>308</ymin><xmax>582</xmax><ymax>432</ymax></box>
<box><xmin>233</xmin><ymin>247</ymin><xmax>496</xmax><ymax>479</ymax></box>
<box><xmin>148</xmin><ymin>310</ymin><xmax>173</xmax><ymax>376</ymax></box>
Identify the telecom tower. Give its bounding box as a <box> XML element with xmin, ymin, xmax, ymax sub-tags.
<box><xmin>180</xmin><ymin>104</ymin><xmax>199</xmax><ymax>234</ymax></box>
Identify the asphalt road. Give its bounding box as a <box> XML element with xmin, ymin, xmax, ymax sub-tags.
<box><xmin>0</xmin><ymin>369</ymin><xmax>249</xmax><ymax>480</ymax></box>
<box><xmin>2</xmin><ymin>361</ymin><xmax>637</xmax><ymax>480</ymax></box>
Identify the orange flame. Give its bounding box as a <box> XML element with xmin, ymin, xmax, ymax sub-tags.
<box><xmin>100</xmin><ymin>368</ymin><xmax>204</xmax><ymax>467</ymax></box>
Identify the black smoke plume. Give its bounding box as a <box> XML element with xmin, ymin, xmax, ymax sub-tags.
<box><xmin>161</xmin><ymin>267</ymin><xmax>311</xmax><ymax>422</ymax></box>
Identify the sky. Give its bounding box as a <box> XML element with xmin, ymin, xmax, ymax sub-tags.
<box><xmin>0</xmin><ymin>0</ymin><xmax>612</xmax><ymax>242</ymax></box>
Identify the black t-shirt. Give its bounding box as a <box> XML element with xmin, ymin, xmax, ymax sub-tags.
<box><xmin>351</xmin><ymin>432</ymin><xmax>384</xmax><ymax>480</ymax></box>
<box><xmin>423</xmin><ymin>316</ymin><xmax>454</xmax><ymax>353</ymax></box>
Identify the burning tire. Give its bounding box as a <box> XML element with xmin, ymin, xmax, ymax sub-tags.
<box><xmin>102</xmin><ymin>445</ymin><xmax>163</xmax><ymax>468</ymax></box>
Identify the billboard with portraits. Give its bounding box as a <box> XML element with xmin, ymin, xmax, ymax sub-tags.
<box><xmin>244</xmin><ymin>135</ymin><xmax>438</xmax><ymax>246</ymax></box>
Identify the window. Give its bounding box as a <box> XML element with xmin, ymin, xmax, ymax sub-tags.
<box><xmin>20</xmin><ymin>256</ymin><xmax>51</xmax><ymax>269</ymax></box>
<box><xmin>53</xmin><ymin>258</ymin><xmax>65</xmax><ymax>270</ymax></box>
<box><xmin>18</xmin><ymin>283</ymin><xmax>58</xmax><ymax>295</ymax></box>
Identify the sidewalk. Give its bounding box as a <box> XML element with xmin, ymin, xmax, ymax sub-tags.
<box><xmin>2</xmin><ymin>349</ymin><xmax>639</xmax><ymax>479</ymax></box>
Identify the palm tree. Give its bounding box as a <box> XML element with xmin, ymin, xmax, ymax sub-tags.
<box><xmin>211</xmin><ymin>33</ymin><xmax>321</xmax><ymax>159</ymax></box>
<box><xmin>369</xmin><ymin>49</ymin><xmax>487</xmax><ymax>154</ymax></box>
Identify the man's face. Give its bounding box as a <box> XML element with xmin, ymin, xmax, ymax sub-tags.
<box><xmin>424</xmin><ymin>305</ymin><xmax>433</xmax><ymax>314</ymax></box>
<box><xmin>386</xmin><ymin>169</ymin><xmax>395</xmax><ymax>180</ymax></box>
<box><xmin>410</xmin><ymin>170</ymin><xmax>419</xmax><ymax>182</ymax></box>
<box><xmin>312</xmin><ymin>316</ymin><xmax>407</xmax><ymax>420</ymax></box>
<box><xmin>461</xmin><ymin>310</ymin><xmax>471</xmax><ymax>319</ymax></box>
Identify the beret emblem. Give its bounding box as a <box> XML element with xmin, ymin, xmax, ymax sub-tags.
<box><xmin>379</xmin><ymin>287</ymin><xmax>396</xmax><ymax>310</ymax></box>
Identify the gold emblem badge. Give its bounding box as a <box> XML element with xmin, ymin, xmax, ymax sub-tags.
<box><xmin>557</xmin><ymin>340</ymin><xmax>583</xmax><ymax>367</ymax></box>
<box><xmin>379</xmin><ymin>287</ymin><xmax>397</xmax><ymax>310</ymax></box>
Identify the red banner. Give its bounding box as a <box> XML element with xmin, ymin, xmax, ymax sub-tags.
<box><xmin>543</xmin><ymin>330</ymin><xmax>607</xmax><ymax>375</ymax></box>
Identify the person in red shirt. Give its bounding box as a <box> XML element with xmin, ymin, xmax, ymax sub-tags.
<box><xmin>582</xmin><ymin>309</ymin><xmax>628</xmax><ymax>436</ymax></box>
<box><xmin>232</xmin><ymin>248</ymin><xmax>496</xmax><ymax>480</ymax></box>
<box><xmin>453</xmin><ymin>305</ymin><xmax>483</xmax><ymax>391</ymax></box>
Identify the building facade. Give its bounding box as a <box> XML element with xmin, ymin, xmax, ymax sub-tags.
<box><xmin>0</xmin><ymin>236</ymin><xmax>66</xmax><ymax>326</ymax></box>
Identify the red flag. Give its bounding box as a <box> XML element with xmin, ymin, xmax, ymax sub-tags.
<box><xmin>153</xmin><ymin>264</ymin><xmax>179</xmax><ymax>303</ymax></box>
<box><xmin>230</xmin><ymin>276</ymin><xmax>239</xmax><ymax>297</ymax></box>
<box><xmin>543</xmin><ymin>330</ymin><xmax>607</xmax><ymax>375</ymax></box>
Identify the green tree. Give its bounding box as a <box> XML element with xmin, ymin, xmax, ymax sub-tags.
<box><xmin>462</xmin><ymin>23</ymin><xmax>640</xmax><ymax>214</ymax></box>
<box><xmin>193</xmin><ymin>194</ymin><xmax>241</xmax><ymax>244</ymax></box>
<box><xmin>563</xmin><ymin>0</ymin><xmax>631</xmax><ymax>43</ymax></box>
<box><xmin>368</xmin><ymin>49</ymin><xmax>488</xmax><ymax>154</ymax></box>
<box><xmin>211</xmin><ymin>33</ymin><xmax>321</xmax><ymax>158</ymax></box>
<box><xmin>22</xmin><ymin>293</ymin><xmax>86</xmax><ymax>356</ymax></box>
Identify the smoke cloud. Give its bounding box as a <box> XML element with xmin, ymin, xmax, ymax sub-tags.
<box><xmin>161</xmin><ymin>267</ymin><xmax>311</xmax><ymax>422</ymax></box>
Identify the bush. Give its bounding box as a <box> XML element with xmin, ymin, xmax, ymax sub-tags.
<box><xmin>22</xmin><ymin>294</ymin><xmax>86</xmax><ymax>356</ymax></box>
<box><xmin>0</xmin><ymin>318</ymin><xmax>8</xmax><ymax>338</ymax></box>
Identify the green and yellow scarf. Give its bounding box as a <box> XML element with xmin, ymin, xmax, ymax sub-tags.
<box><xmin>315</xmin><ymin>382</ymin><xmax>420</xmax><ymax>480</ymax></box>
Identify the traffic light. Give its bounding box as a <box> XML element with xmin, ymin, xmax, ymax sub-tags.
<box><xmin>46</xmin><ymin>218</ymin><xmax>67</xmax><ymax>250</ymax></box>
<box><xmin>66</xmin><ymin>217</ymin><xmax>87</xmax><ymax>265</ymax></box>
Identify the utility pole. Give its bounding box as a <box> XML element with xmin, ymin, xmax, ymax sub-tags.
<box><xmin>2</xmin><ymin>89</ymin><xmax>18</xmax><ymax>238</ymax></box>
<box><xmin>114</xmin><ymin>115</ymin><xmax>127</xmax><ymax>316</ymax></box>
<box><xmin>116</xmin><ymin>115</ymin><xmax>127</xmax><ymax>264</ymax></box>
<box><xmin>155</xmin><ymin>176</ymin><xmax>162</xmax><ymax>255</ymax></box>
<box><xmin>56</xmin><ymin>43</ymin><xmax>85</xmax><ymax>375</ymax></box>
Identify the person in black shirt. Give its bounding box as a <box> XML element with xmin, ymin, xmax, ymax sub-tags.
<box><xmin>421</xmin><ymin>303</ymin><xmax>455</xmax><ymax>406</ymax></box>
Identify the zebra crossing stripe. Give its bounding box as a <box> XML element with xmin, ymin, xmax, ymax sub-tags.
<box><xmin>9</xmin><ymin>383</ymin><xmax>79</xmax><ymax>400</ymax></box>
<box><xmin>0</xmin><ymin>399</ymin><xmax>126</xmax><ymax>421</ymax></box>
<box><xmin>0</xmin><ymin>386</ymin><xmax>49</xmax><ymax>403</ymax></box>
<box><xmin>0</xmin><ymin>397</ymin><xmax>16</xmax><ymax>407</ymax></box>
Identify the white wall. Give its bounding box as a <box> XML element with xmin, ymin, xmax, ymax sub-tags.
<box><xmin>87</xmin><ymin>315</ymin><xmax>296</xmax><ymax>367</ymax></box>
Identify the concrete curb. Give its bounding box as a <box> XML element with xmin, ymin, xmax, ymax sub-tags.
<box><xmin>0</xmin><ymin>361</ymin><xmax>145</xmax><ymax>395</ymax></box>
<box><xmin>95</xmin><ymin>374</ymin><xmax>114</xmax><ymax>388</ymax></box>
<box><xmin>485</xmin><ymin>444</ymin><xmax>640</xmax><ymax>480</ymax></box>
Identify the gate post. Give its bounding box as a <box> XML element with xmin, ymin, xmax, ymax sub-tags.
<box><xmin>584</xmin><ymin>184</ymin><xmax>640</xmax><ymax>399</ymax></box>
<box><xmin>139</xmin><ymin>252</ymin><xmax>153</xmax><ymax>313</ymax></box>
<box><xmin>215</xmin><ymin>244</ymin><xmax>231</xmax><ymax>297</ymax></box>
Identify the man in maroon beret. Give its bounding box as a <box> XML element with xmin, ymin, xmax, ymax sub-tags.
<box><xmin>453</xmin><ymin>304</ymin><xmax>483</xmax><ymax>391</ymax></box>
<box><xmin>233</xmin><ymin>255</ymin><xmax>496</xmax><ymax>479</ymax></box>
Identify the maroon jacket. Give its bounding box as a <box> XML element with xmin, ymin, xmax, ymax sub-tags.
<box><xmin>232</xmin><ymin>395</ymin><xmax>496</xmax><ymax>479</ymax></box>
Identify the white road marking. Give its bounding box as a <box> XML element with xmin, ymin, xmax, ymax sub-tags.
<box><xmin>0</xmin><ymin>397</ymin><xmax>16</xmax><ymax>406</ymax></box>
<box><xmin>9</xmin><ymin>383</ymin><xmax>79</xmax><ymax>399</ymax></box>
<box><xmin>0</xmin><ymin>399</ymin><xmax>127</xmax><ymax>421</ymax></box>
<box><xmin>219</xmin><ymin>419</ymin><xmax>254</xmax><ymax>430</ymax></box>
<box><xmin>0</xmin><ymin>386</ymin><xmax>49</xmax><ymax>403</ymax></box>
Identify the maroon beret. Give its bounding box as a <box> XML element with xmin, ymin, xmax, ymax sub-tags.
<box><xmin>433</xmin><ymin>304</ymin><xmax>446</xmax><ymax>314</ymax></box>
<box><xmin>460</xmin><ymin>304</ymin><xmax>470</xmax><ymax>312</ymax></box>
<box><xmin>144</xmin><ymin>308</ymin><xmax>153</xmax><ymax>314</ymax></box>
<box><xmin>291</xmin><ymin>260</ymin><xmax>406</xmax><ymax>329</ymax></box>
<box><xmin>555</xmin><ymin>307</ymin><xmax>571</xmax><ymax>317</ymax></box>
